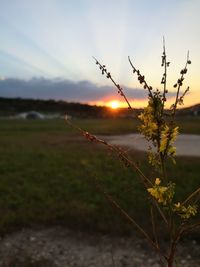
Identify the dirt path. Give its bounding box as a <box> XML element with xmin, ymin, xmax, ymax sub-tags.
<box><xmin>102</xmin><ymin>134</ymin><xmax>200</xmax><ymax>157</ymax></box>
<box><xmin>0</xmin><ymin>227</ymin><xmax>199</xmax><ymax>267</ymax></box>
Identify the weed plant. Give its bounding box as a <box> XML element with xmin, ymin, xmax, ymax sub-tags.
<box><xmin>67</xmin><ymin>40</ymin><xmax>200</xmax><ymax>267</ymax></box>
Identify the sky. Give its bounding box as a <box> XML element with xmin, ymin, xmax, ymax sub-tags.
<box><xmin>0</xmin><ymin>0</ymin><xmax>200</xmax><ymax>108</ymax></box>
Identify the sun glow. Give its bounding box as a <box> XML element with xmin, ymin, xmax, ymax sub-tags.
<box><xmin>90</xmin><ymin>99</ymin><xmax>149</xmax><ymax>109</ymax></box>
<box><xmin>109</xmin><ymin>100</ymin><xmax>120</xmax><ymax>109</ymax></box>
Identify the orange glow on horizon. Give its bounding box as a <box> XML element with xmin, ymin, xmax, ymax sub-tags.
<box><xmin>89</xmin><ymin>99</ymin><xmax>149</xmax><ymax>109</ymax></box>
<box><xmin>88</xmin><ymin>94</ymin><xmax>199</xmax><ymax>109</ymax></box>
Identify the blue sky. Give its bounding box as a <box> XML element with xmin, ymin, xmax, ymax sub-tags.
<box><xmin>0</xmin><ymin>0</ymin><xmax>200</xmax><ymax>107</ymax></box>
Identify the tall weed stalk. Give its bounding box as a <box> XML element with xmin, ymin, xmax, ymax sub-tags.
<box><xmin>67</xmin><ymin>40</ymin><xmax>199</xmax><ymax>267</ymax></box>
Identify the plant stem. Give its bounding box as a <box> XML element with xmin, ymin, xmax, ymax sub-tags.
<box><xmin>93</xmin><ymin>177</ymin><xmax>167</xmax><ymax>262</ymax></box>
<box><xmin>182</xmin><ymin>187</ymin><xmax>200</xmax><ymax>205</ymax></box>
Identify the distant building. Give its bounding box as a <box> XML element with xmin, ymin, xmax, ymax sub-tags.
<box><xmin>16</xmin><ymin>111</ymin><xmax>45</xmax><ymax>119</ymax></box>
<box><xmin>191</xmin><ymin>105</ymin><xmax>200</xmax><ymax>116</ymax></box>
<box><xmin>26</xmin><ymin>111</ymin><xmax>45</xmax><ymax>119</ymax></box>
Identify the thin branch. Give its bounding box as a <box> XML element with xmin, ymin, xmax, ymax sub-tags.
<box><xmin>182</xmin><ymin>187</ymin><xmax>200</xmax><ymax>206</ymax></box>
<box><xmin>66</xmin><ymin>118</ymin><xmax>152</xmax><ymax>187</ymax></box>
<box><xmin>91</xmin><ymin>175</ymin><xmax>167</xmax><ymax>261</ymax></box>
<box><xmin>122</xmin><ymin>185</ymin><xmax>168</xmax><ymax>226</ymax></box>
<box><xmin>93</xmin><ymin>57</ymin><xmax>133</xmax><ymax>110</ymax></box>
<box><xmin>128</xmin><ymin>56</ymin><xmax>153</xmax><ymax>98</ymax></box>
<box><xmin>66</xmin><ymin>118</ymin><xmax>169</xmax><ymax>226</ymax></box>
<box><xmin>171</xmin><ymin>51</ymin><xmax>191</xmax><ymax>118</ymax></box>
<box><xmin>161</xmin><ymin>37</ymin><xmax>169</xmax><ymax>113</ymax></box>
<box><xmin>182</xmin><ymin>222</ymin><xmax>200</xmax><ymax>235</ymax></box>
<box><xmin>167</xmin><ymin>225</ymin><xmax>184</xmax><ymax>266</ymax></box>
<box><xmin>177</xmin><ymin>86</ymin><xmax>190</xmax><ymax>106</ymax></box>
<box><xmin>150</xmin><ymin>205</ymin><xmax>159</xmax><ymax>247</ymax></box>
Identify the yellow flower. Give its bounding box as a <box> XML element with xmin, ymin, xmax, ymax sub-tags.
<box><xmin>160</xmin><ymin>125</ymin><xmax>169</xmax><ymax>152</ymax></box>
<box><xmin>174</xmin><ymin>202</ymin><xmax>181</xmax><ymax>208</ymax></box>
<box><xmin>138</xmin><ymin>99</ymin><xmax>158</xmax><ymax>140</ymax></box>
<box><xmin>147</xmin><ymin>186</ymin><xmax>167</xmax><ymax>204</ymax></box>
<box><xmin>147</xmin><ymin>181</ymin><xmax>175</xmax><ymax>205</ymax></box>
<box><xmin>171</xmin><ymin>126</ymin><xmax>179</xmax><ymax>142</ymax></box>
<box><xmin>173</xmin><ymin>202</ymin><xmax>198</xmax><ymax>219</ymax></box>
<box><xmin>159</xmin><ymin>125</ymin><xmax>179</xmax><ymax>159</ymax></box>
<box><xmin>155</xmin><ymin>178</ymin><xmax>161</xmax><ymax>185</ymax></box>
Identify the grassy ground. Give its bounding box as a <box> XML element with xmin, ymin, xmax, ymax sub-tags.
<box><xmin>0</xmin><ymin>117</ymin><xmax>199</xmax><ymax>236</ymax></box>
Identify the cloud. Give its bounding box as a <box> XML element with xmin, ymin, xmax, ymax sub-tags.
<box><xmin>0</xmin><ymin>77</ymin><xmax>176</xmax><ymax>103</ymax></box>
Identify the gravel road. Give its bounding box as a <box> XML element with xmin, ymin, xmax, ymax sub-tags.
<box><xmin>0</xmin><ymin>227</ymin><xmax>199</xmax><ymax>267</ymax></box>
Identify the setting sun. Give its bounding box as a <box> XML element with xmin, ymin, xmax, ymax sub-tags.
<box><xmin>109</xmin><ymin>101</ymin><xmax>120</xmax><ymax>109</ymax></box>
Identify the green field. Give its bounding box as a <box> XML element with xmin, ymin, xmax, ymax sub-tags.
<box><xmin>0</xmin><ymin>117</ymin><xmax>199</xmax><ymax>236</ymax></box>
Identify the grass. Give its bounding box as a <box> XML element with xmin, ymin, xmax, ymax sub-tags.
<box><xmin>0</xmin><ymin>117</ymin><xmax>199</xmax><ymax>236</ymax></box>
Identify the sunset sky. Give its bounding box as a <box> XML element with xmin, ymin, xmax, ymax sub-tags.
<box><xmin>0</xmin><ymin>0</ymin><xmax>200</xmax><ymax>108</ymax></box>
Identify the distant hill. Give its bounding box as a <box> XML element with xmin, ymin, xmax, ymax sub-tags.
<box><xmin>0</xmin><ymin>97</ymin><xmax>199</xmax><ymax>118</ymax></box>
<box><xmin>176</xmin><ymin>103</ymin><xmax>200</xmax><ymax>116</ymax></box>
<box><xmin>0</xmin><ymin>97</ymin><xmax>109</xmax><ymax>118</ymax></box>
<box><xmin>0</xmin><ymin>97</ymin><xmax>133</xmax><ymax>118</ymax></box>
